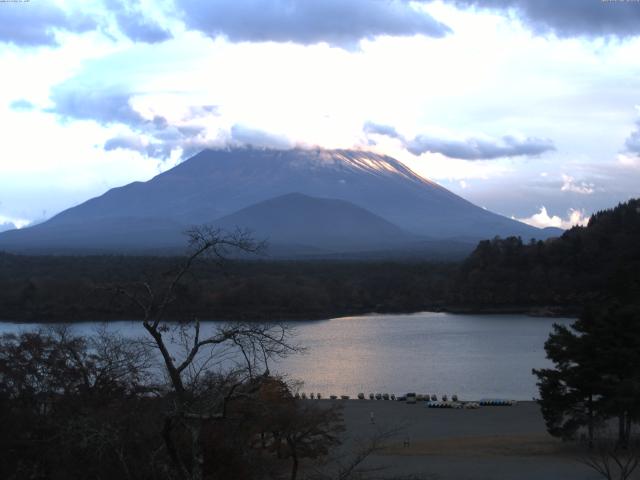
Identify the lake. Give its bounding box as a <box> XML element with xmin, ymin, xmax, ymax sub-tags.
<box><xmin>0</xmin><ymin>312</ymin><xmax>573</xmax><ymax>400</ymax></box>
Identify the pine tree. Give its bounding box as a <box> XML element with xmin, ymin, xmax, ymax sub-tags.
<box><xmin>534</xmin><ymin>303</ymin><xmax>640</xmax><ymax>447</ymax></box>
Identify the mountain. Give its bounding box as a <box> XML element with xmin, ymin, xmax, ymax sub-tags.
<box><xmin>0</xmin><ymin>222</ymin><xmax>17</xmax><ymax>233</ymax></box>
<box><xmin>214</xmin><ymin>193</ymin><xmax>416</xmax><ymax>254</ymax></box>
<box><xmin>0</xmin><ymin>217</ymin><xmax>186</xmax><ymax>254</ymax></box>
<box><xmin>0</xmin><ymin>148</ymin><xmax>560</xmax><ymax>255</ymax></box>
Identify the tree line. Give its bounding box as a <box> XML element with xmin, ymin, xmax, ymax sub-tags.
<box><xmin>0</xmin><ymin>254</ymin><xmax>455</xmax><ymax>322</ymax></box>
<box><xmin>1</xmin><ymin>199</ymin><xmax>639</xmax><ymax>322</ymax></box>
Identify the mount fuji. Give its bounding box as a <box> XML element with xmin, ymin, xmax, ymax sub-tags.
<box><xmin>0</xmin><ymin>148</ymin><xmax>561</xmax><ymax>256</ymax></box>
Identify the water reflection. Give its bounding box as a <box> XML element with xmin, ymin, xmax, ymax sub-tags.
<box><xmin>0</xmin><ymin>312</ymin><xmax>573</xmax><ymax>400</ymax></box>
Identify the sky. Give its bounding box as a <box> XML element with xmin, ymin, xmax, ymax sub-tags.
<box><xmin>1</xmin><ymin>0</ymin><xmax>640</xmax><ymax>232</ymax></box>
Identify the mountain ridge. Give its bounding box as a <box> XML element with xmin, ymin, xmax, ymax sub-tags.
<box><xmin>213</xmin><ymin>192</ymin><xmax>416</xmax><ymax>253</ymax></box>
<box><xmin>0</xmin><ymin>147</ymin><xmax>561</xmax><ymax>256</ymax></box>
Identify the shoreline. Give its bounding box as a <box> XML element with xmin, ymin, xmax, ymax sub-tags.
<box><xmin>0</xmin><ymin>304</ymin><xmax>578</xmax><ymax>324</ymax></box>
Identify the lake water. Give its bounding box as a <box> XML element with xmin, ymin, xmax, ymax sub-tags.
<box><xmin>0</xmin><ymin>312</ymin><xmax>573</xmax><ymax>400</ymax></box>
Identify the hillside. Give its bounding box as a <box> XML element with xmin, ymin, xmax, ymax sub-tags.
<box><xmin>214</xmin><ymin>193</ymin><xmax>417</xmax><ymax>253</ymax></box>
<box><xmin>452</xmin><ymin>198</ymin><xmax>640</xmax><ymax>311</ymax></box>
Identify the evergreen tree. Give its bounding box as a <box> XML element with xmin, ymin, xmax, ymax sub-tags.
<box><xmin>534</xmin><ymin>303</ymin><xmax>640</xmax><ymax>447</ymax></box>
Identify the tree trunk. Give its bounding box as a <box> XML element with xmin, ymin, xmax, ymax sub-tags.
<box><xmin>588</xmin><ymin>394</ymin><xmax>594</xmax><ymax>449</ymax></box>
<box><xmin>287</xmin><ymin>437</ymin><xmax>298</xmax><ymax>480</ymax></box>
<box><xmin>623</xmin><ymin>411</ymin><xmax>632</xmax><ymax>447</ymax></box>
<box><xmin>619</xmin><ymin>414</ymin><xmax>627</xmax><ymax>448</ymax></box>
<box><xmin>163</xmin><ymin>416</ymin><xmax>190</xmax><ymax>480</ymax></box>
<box><xmin>190</xmin><ymin>421</ymin><xmax>204</xmax><ymax>480</ymax></box>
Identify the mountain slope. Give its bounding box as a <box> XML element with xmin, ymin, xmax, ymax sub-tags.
<box><xmin>0</xmin><ymin>148</ymin><xmax>559</xmax><ymax>254</ymax></box>
<box><xmin>214</xmin><ymin>192</ymin><xmax>416</xmax><ymax>252</ymax></box>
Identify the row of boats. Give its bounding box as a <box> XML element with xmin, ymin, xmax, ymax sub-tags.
<box><xmin>293</xmin><ymin>392</ymin><xmax>516</xmax><ymax>407</ymax></box>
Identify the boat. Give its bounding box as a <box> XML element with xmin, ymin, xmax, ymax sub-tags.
<box><xmin>479</xmin><ymin>399</ymin><xmax>515</xmax><ymax>406</ymax></box>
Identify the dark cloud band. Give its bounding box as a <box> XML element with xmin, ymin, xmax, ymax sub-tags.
<box><xmin>0</xmin><ymin>2</ymin><xmax>96</xmax><ymax>46</ymax></box>
<box><xmin>407</xmin><ymin>134</ymin><xmax>555</xmax><ymax>160</ymax></box>
<box><xmin>444</xmin><ymin>0</ymin><xmax>640</xmax><ymax>38</ymax></box>
<box><xmin>0</xmin><ymin>0</ymin><xmax>170</xmax><ymax>47</ymax></box>
<box><xmin>364</xmin><ymin>121</ymin><xmax>555</xmax><ymax>160</ymax></box>
<box><xmin>176</xmin><ymin>0</ymin><xmax>451</xmax><ymax>48</ymax></box>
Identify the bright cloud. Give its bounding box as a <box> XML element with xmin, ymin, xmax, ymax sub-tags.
<box><xmin>561</xmin><ymin>174</ymin><xmax>595</xmax><ymax>195</ymax></box>
<box><xmin>0</xmin><ymin>214</ymin><xmax>30</xmax><ymax>231</ymax></box>
<box><xmin>618</xmin><ymin>153</ymin><xmax>640</xmax><ymax>169</ymax></box>
<box><xmin>516</xmin><ymin>206</ymin><xmax>590</xmax><ymax>230</ymax></box>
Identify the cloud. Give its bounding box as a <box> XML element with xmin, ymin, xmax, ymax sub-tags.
<box><xmin>188</xmin><ymin>105</ymin><xmax>219</xmax><ymax>118</ymax></box>
<box><xmin>176</xmin><ymin>0</ymin><xmax>451</xmax><ymax>48</ymax></box>
<box><xmin>230</xmin><ymin>124</ymin><xmax>292</xmax><ymax>149</ymax></box>
<box><xmin>104</xmin><ymin>134</ymin><xmax>148</xmax><ymax>154</ymax></box>
<box><xmin>50</xmin><ymin>86</ymin><xmax>147</xmax><ymax>126</ymax></box>
<box><xmin>0</xmin><ymin>0</ymin><xmax>172</xmax><ymax>47</ymax></box>
<box><xmin>49</xmin><ymin>78</ymin><xmax>221</xmax><ymax>160</ymax></box>
<box><xmin>561</xmin><ymin>174</ymin><xmax>595</xmax><ymax>195</ymax></box>
<box><xmin>0</xmin><ymin>213</ymin><xmax>30</xmax><ymax>231</ymax></box>
<box><xmin>444</xmin><ymin>0</ymin><xmax>640</xmax><ymax>38</ymax></box>
<box><xmin>407</xmin><ymin>134</ymin><xmax>555</xmax><ymax>159</ymax></box>
<box><xmin>516</xmin><ymin>206</ymin><xmax>589</xmax><ymax>230</ymax></box>
<box><xmin>9</xmin><ymin>99</ymin><xmax>35</xmax><ymax>111</ymax></box>
<box><xmin>104</xmin><ymin>0</ymin><xmax>172</xmax><ymax>44</ymax></box>
<box><xmin>363</xmin><ymin>122</ymin><xmax>555</xmax><ymax>160</ymax></box>
<box><xmin>625</xmin><ymin>121</ymin><xmax>640</xmax><ymax>153</ymax></box>
<box><xmin>103</xmin><ymin>132</ymin><xmax>200</xmax><ymax>159</ymax></box>
<box><xmin>618</xmin><ymin>153</ymin><xmax>640</xmax><ymax>169</ymax></box>
<box><xmin>104</xmin><ymin>124</ymin><xmax>293</xmax><ymax>159</ymax></box>
<box><xmin>363</xmin><ymin>121</ymin><xmax>402</xmax><ymax>139</ymax></box>
<box><xmin>0</xmin><ymin>1</ymin><xmax>97</xmax><ymax>46</ymax></box>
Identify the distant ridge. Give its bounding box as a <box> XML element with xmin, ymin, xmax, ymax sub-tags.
<box><xmin>214</xmin><ymin>192</ymin><xmax>416</xmax><ymax>253</ymax></box>
<box><xmin>0</xmin><ymin>148</ymin><xmax>561</xmax><ymax>256</ymax></box>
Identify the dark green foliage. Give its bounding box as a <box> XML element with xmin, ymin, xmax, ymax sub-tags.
<box><xmin>455</xmin><ymin>199</ymin><xmax>640</xmax><ymax>311</ymax></box>
<box><xmin>0</xmin><ymin>255</ymin><xmax>455</xmax><ymax>321</ymax></box>
<box><xmin>534</xmin><ymin>303</ymin><xmax>640</xmax><ymax>447</ymax></box>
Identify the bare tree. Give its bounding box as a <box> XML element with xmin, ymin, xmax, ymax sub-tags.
<box><xmin>309</xmin><ymin>425</ymin><xmax>405</xmax><ymax>480</ymax></box>
<box><xmin>114</xmin><ymin>226</ymin><xmax>301</xmax><ymax>480</ymax></box>
<box><xmin>579</xmin><ymin>439</ymin><xmax>640</xmax><ymax>480</ymax></box>
<box><xmin>0</xmin><ymin>328</ymin><xmax>158</xmax><ymax>479</ymax></box>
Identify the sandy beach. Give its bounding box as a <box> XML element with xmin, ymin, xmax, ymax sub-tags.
<box><xmin>319</xmin><ymin>400</ymin><xmax>601</xmax><ymax>480</ymax></box>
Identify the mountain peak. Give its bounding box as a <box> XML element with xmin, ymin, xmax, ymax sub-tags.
<box><xmin>0</xmin><ymin>147</ymin><xmax>558</xmax><ymax>255</ymax></box>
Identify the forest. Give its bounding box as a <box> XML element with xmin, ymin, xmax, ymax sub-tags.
<box><xmin>0</xmin><ymin>198</ymin><xmax>638</xmax><ymax>322</ymax></box>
